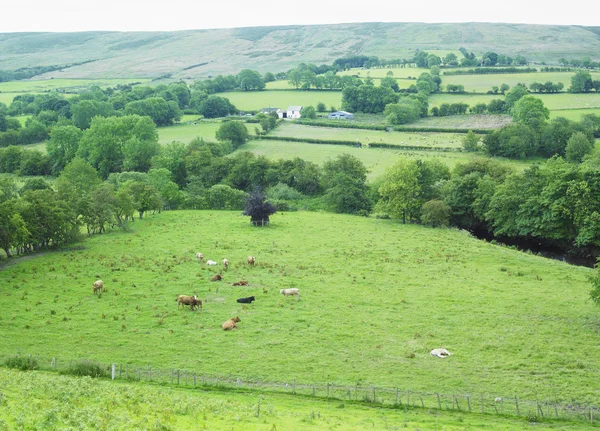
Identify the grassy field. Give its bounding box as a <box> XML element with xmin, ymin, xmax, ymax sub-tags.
<box><xmin>550</xmin><ymin>108</ymin><xmax>600</xmax><ymax>120</ymax></box>
<box><xmin>0</xmin><ymin>78</ymin><xmax>149</xmax><ymax>93</ymax></box>
<box><xmin>241</xmin><ymin>136</ymin><xmax>535</xmax><ymax>179</ymax></box>
<box><xmin>220</xmin><ymin>90</ymin><xmax>343</xmax><ymax>111</ymax></box>
<box><xmin>270</xmin><ymin>123</ymin><xmax>465</xmax><ymax>148</ymax></box>
<box><xmin>1</xmin><ymin>210</ymin><xmax>594</xmax><ymax>406</ymax></box>
<box><xmin>1</xmin><ymin>369</ymin><xmax>588</xmax><ymax>431</ymax></box>
<box><xmin>442</xmin><ymin>71</ymin><xmax>600</xmax><ymax>94</ymax></box>
<box><xmin>158</xmin><ymin>121</ymin><xmax>221</xmax><ymax>145</ymax></box>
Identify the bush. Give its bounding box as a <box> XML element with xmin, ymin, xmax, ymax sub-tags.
<box><xmin>267</xmin><ymin>183</ymin><xmax>304</xmax><ymax>200</ymax></box>
<box><xmin>5</xmin><ymin>355</ymin><xmax>38</xmax><ymax>371</ymax></box>
<box><xmin>62</xmin><ymin>360</ymin><xmax>108</xmax><ymax>378</ymax></box>
<box><xmin>421</xmin><ymin>200</ymin><xmax>450</xmax><ymax>227</ymax></box>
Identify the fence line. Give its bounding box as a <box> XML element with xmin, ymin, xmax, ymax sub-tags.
<box><xmin>4</xmin><ymin>353</ymin><xmax>599</xmax><ymax>424</ymax></box>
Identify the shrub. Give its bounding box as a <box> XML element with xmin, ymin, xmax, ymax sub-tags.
<box><xmin>5</xmin><ymin>355</ymin><xmax>38</xmax><ymax>371</ymax></box>
<box><xmin>421</xmin><ymin>200</ymin><xmax>450</xmax><ymax>227</ymax></box>
<box><xmin>62</xmin><ymin>360</ymin><xmax>108</xmax><ymax>378</ymax></box>
<box><xmin>267</xmin><ymin>183</ymin><xmax>304</xmax><ymax>201</ymax></box>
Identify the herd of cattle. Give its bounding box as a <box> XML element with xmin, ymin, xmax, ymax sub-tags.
<box><xmin>91</xmin><ymin>253</ymin><xmax>299</xmax><ymax>331</ymax></box>
<box><xmin>91</xmin><ymin>252</ymin><xmax>450</xmax><ymax>355</ymax></box>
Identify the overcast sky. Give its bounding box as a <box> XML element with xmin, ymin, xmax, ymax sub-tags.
<box><xmin>1</xmin><ymin>0</ymin><xmax>597</xmax><ymax>33</ymax></box>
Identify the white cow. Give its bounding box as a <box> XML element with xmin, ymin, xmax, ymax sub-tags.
<box><xmin>206</xmin><ymin>260</ymin><xmax>217</xmax><ymax>266</ymax></box>
<box><xmin>430</xmin><ymin>348</ymin><xmax>451</xmax><ymax>358</ymax></box>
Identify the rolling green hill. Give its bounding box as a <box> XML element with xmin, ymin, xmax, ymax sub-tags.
<box><xmin>1</xmin><ymin>22</ymin><xmax>600</xmax><ymax>79</ymax></box>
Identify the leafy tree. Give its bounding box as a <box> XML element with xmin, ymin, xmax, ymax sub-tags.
<box><xmin>215</xmin><ymin>121</ymin><xmax>249</xmax><ymax>150</ymax></box>
<box><xmin>322</xmin><ymin>154</ymin><xmax>367</xmax><ymax>189</ymax></box>
<box><xmin>77</xmin><ymin>115</ymin><xmax>159</xmax><ymax>178</ymax></box>
<box><xmin>263</xmin><ymin>72</ymin><xmax>276</xmax><ymax>83</ymax></box>
<box><xmin>300</xmin><ymin>106</ymin><xmax>317</xmax><ymax>119</ymax></box>
<box><xmin>204</xmin><ymin>184</ymin><xmax>246</xmax><ymax>210</ymax></box>
<box><xmin>569</xmin><ymin>70</ymin><xmax>593</xmax><ymax>93</ymax></box>
<box><xmin>421</xmin><ymin>200</ymin><xmax>450</xmax><ymax>227</ymax></box>
<box><xmin>46</xmin><ymin>125</ymin><xmax>82</xmax><ymax>174</ymax></box>
<box><xmin>511</xmin><ymin>96</ymin><xmax>549</xmax><ymax>131</ymax></box>
<box><xmin>316</xmin><ymin>102</ymin><xmax>326</xmax><ymax>112</ymax></box>
<box><xmin>0</xmin><ymin>199</ymin><xmax>29</xmax><ymax>258</ymax></box>
<box><xmin>198</xmin><ymin>96</ymin><xmax>237</xmax><ymax>118</ymax></box>
<box><xmin>243</xmin><ymin>187</ymin><xmax>276</xmax><ymax>225</ymax></box>
<box><xmin>500</xmin><ymin>83</ymin><xmax>510</xmax><ymax>94</ymax></box>
<box><xmin>323</xmin><ymin>174</ymin><xmax>371</xmax><ymax>215</ymax></box>
<box><xmin>124</xmin><ymin>181</ymin><xmax>162</xmax><ymax>219</ymax></box>
<box><xmin>384</xmin><ymin>100</ymin><xmax>420</xmax><ymax>125</ymax></box>
<box><xmin>124</xmin><ymin>97</ymin><xmax>181</xmax><ymax>126</ymax></box>
<box><xmin>20</xmin><ymin>120</ymin><xmax>48</xmax><ymax>144</ymax></box>
<box><xmin>504</xmin><ymin>85</ymin><xmax>529</xmax><ymax>112</ymax></box>
<box><xmin>71</xmin><ymin>100</ymin><xmax>114</xmax><ymax>129</ymax></box>
<box><xmin>565</xmin><ymin>132</ymin><xmax>593</xmax><ymax>163</ymax></box>
<box><xmin>341</xmin><ymin>85</ymin><xmax>398</xmax><ymax>113</ymax></box>
<box><xmin>380</xmin><ymin>76</ymin><xmax>399</xmax><ymax>92</ymax></box>
<box><xmin>237</xmin><ymin>69</ymin><xmax>266</xmax><ymax>91</ymax></box>
<box><xmin>376</xmin><ymin>158</ymin><xmax>421</xmax><ymax>223</ymax></box>
<box><xmin>462</xmin><ymin>131</ymin><xmax>481</xmax><ymax>152</ymax></box>
<box><xmin>483</xmin><ymin>124</ymin><xmax>537</xmax><ymax>158</ymax></box>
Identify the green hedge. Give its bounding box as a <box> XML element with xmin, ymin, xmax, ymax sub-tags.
<box><xmin>443</xmin><ymin>67</ymin><xmax>537</xmax><ymax>76</ymax></box>
<box><xmin>260</xmin><ymin>135</ymin><xmax>361</xmax><ymax>147</ymax></box>
<box><xmin>393</xmin><ymin>126</ymin><xmax>492</xmax><ymax>134</ymax></box>
<box><xmin>368</xmin><ymin>142</ymin><xmax>461</xmax><ymax>152</ymax></box>
<box><xmin>294</xmin><ymin>120</ymin><xmax>388</xmax><ymax>131</ymax></box>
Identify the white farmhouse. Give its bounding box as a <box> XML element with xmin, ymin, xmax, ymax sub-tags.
<box><xmin>286</xmin><ymin>106</ymin><xmax>303</xmax><ymax>119</ymax></box>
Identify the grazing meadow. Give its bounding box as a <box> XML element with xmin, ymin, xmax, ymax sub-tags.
<box><xmin>0</xmin><ymin>210</ymin><xmax>596</xmax><ymax>406</ymax></box>
<box><xmin>239</xmin><ymin>138</ymin><xmax>537</xmax><ymax>178</ymax></box>
<box><xmin>158</xmin><ymin>121</ymin><xmax>221</xmax><ymax>145</ymax></box>
<box><xmin>0</xmin><ymin>78</ymin><xmax>149</xmax><ymax>94</ymax></box>
<box><xmin>1</xmin><ymin>368</ymin><xmax>589</xmax><ymax>431</ymax></box>
<box><xmin>219</xmin><ymin>90</ymin><xmax>342</xmax><ymax>111</ymax></box>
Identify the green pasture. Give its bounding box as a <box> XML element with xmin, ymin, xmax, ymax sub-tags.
<box><xmin>442</xmin><ymin>71</ymin><xmax>600</xmax><ymax>94</ymax></box>
<box><xmin>550</xmin><ymin>108</ymin><xmax>600</xmax><ymax>120</ymax></box>
<box><xmin>270</xmin><ymin>123</ymin><xmax>465</xmax><ymax>148</ymax></box>
<box><xmin>411</xmin><ymin>114</ymin><xmax>512</xmax><ymax>129</ymax></box>
<box><xmin>220</xmin><ymin>90</ymin><xmax>343</xmax><ymax>111</ymax></box>
<box><xmin>241</xmin><ymin>138</ymin><xmax>534</xmax><ymax>178</ymax></box>
<box><xmin>0</xmin><ymin>369</ymin><xmax>586</xmax><ymax>431</ymax></box>
<box><xmin>338</xmin><ymin>67</ymin><xmax>430</xmax><ymax>79</ymax></box>
<box><xmin>158</xmin><ymin>121</ymin><xmax>221</xmax><ymax>145</ymax></box>
<box><xmin>0</xmin><ymin>210</ymin><xmax>595</xmax><ymax>404</ymax></box>
<box><xmin>0</xmin><ymin>78</ymin><xmax>149</xmax><ymax>93</ymax></box>
<box><xmin>0</xmin><ymin>92</ymin><xmax>27</xmax><ymax>106</ymax></box>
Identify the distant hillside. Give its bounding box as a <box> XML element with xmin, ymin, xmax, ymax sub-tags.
<box><xmin>1</xmin><ymin>22</ymin><xmax>599</xmax><ymax>80</ymax></box>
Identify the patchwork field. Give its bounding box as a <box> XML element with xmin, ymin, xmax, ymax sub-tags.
<box><xmin>219</xmin><ymin>90</ymin><xmax>343</xmax><ymax>111</ymax></box>
<box><xmin>158</xmin><ymin>121</ymin><xmax>221</xmax><ymax>145</ymax></box>
<box><xmin>1</xmin><ymin>210</ymin><xmax>595</xmax><ymax>407</ymax></box>
<box><xmin>0</xmin><ymin>78</ymin><xmax>149</xmax><ymax>94</ymax></box>
<box><xmin>240</xmin><ymin>138</ymin><xmax>536</xmax><ymax>179</ymax></box>
<box><xmin>269</xmin><ymin>123</ymin><xmax>465</xmax><ymax>148</ymax></box>
<box><xmin>1</xmin><ymin>368</ymin><xmax>588</xmax><ymax>431</ymax></box>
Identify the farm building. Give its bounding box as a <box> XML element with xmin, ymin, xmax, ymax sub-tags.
<box><xmin>328</xmin><ymin>111</ymin><xmax>354</xmax><ymax>120</ymax></box>
<box><xmin>286</xmin><ymin>106</ymin><xmax>302</xmax><ymax>119</ymax></box>
<box><xmin>261</xmin><ymin>107</ymin><xmax>283</xmax><ymax>118</ymax></box>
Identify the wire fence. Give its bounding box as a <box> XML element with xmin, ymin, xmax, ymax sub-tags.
<box><xmin>4</xmin><ymin>353</ymin><xmax>600</xmax><ymax>424</ymax></box>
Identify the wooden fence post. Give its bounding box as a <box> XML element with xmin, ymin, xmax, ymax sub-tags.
<box><xmin>194</xmin><ymin>372</ymin><xmax>196</xmax><ymax>387</ymax></box>
<box><xmin>437</xmin><ymin>393</ymin><xmax>441</xmax><ymax>410</ymax></box>
<box><xmin>467</xmin><ymin>395</ymin><xmax>471</xmax><ymax>411</ymax></box>
<box><xmin>51</xmin><ymin>358</ymin><xmax>56</xmax><ymax>369</ymax></box>
<box><xmin>111</xmin><ymin>364</ymin><xmax>116</xmax><ymax>380</ymax></box>
<box><xmin>396</xmin><ymin>388</ymin><xmax>400</xmax><ymax>406</ymax></box>
<box><xmin>293</xmin><ymin>379</ymin><xmax>296</xmax><ymax>395</ymax></box>
<box><xmin>515</xmin><ymin>396</ymin><xmax>520</xmax><ymax>416</ymax></box>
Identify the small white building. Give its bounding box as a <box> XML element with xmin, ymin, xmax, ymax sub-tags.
<box><xmin>328</xmin><ymin>111</ymin><xmax>354</xmax><ymax>120</ymax></box>
<box><xmin>286</xmin><ymin>106</ymin><xmax>303</xmax><ymax>119</ymax></box>
<box><xmin>260</xmin><ymin>107</ymin><xmax>283</xmax><ymax>118</ymax></box>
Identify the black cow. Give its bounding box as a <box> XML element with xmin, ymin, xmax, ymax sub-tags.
<box><xmin>236</xmin><ymin>296</ymin><xmax>255</xmax><ymax>304</ymax></box>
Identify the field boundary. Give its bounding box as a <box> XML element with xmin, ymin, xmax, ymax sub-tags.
<box><xmin>4</xmin><ymin>353</ymin><xmax>599</xmax><ymax>425</ymax></box>
<box><xmin>294</xmin><ymin>120</ymin><xmax>492</xmax><ymax>134</ymax></box>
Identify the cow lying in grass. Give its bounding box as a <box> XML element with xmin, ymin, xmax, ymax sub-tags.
<box><xmin>237</xmin><ymin>296</ymin><xmax>255</xmax><ymax>304</ymax></box>
<box><xmin>211</xmin><ymin>274</ymin><xmax>222</xmax><ymax>282</ymax></box>
<box><xmin>280</xmin><ymin>288</ymin><xmax>300</xmax><ymax>299</ymax></box>
<box><xmin>430</xmin><ymin>348</ymin><xmax>451</xmax><ymax>358</ymax></box>
<box><xmin>232</xmin><ymin>280</ymin><xmax>249</xmax><ymax>286</ymax></box>
<box><xmin>177</xmin><ymin>295</ymin><xmax>202</xmax><ymax>311</ymax></box>
<box><xmin>222</xmin><ymin>316</ymin><xmax>241</xmax><ymax>330</ymax></box>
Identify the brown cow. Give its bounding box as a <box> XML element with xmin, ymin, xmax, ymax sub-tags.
<box><xmin>222</xmin><ymin>316</ymin><xmax>241</xmax><ymax>330</ymax></box>
<box><xmin>247</xmin><ymin>256</ymin><xmax>255</xmax><ymax>265</ymax></box>
<box><xmin>211</xmin><ymin>274</ymin><xmax>223</xmax><ymax>282</ymax></box>
<box><xmin>177</xmin><ymin>295</ymin><xmax>202</xmax><ymax>311</ymax></box>
<box><xmin>232</xmin><ymin>280</ymin><xmax>249</xmax><ymax>286</ymax></box>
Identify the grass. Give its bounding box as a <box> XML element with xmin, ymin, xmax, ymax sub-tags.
<box><xmin>1</xmin><ymin>210</ymin><xmax>595</xmax><ymax>406</ymax></box>
<box><xmin>0</xmin><ymin>368</ymin><xmax>588</xmax><ymax>430</ymax></box>
<box><xmin>442</xmin><ymin>71</ymin><xmax>600</xmax><ymax>93</ymax></box>
<box><xmin>158</xmin><ymin>121</ymin><xmax>221</xmax><ymax>145</ymax></box>
<box><xmin>269</xmin><ymin>122</ymin><xmax>466</xmax><ymax>148</ymax></box>
<box><xmin>241</xmin><ymin>139</ymin><xmax>535</xmax><ymax>178</ymax></box>
<box><xmin>219</xmin><ymin>90</ymin><xmax>343</xmax><ymax>111</ymax></box>
<box><xmin>550</xmin><ymin>108</ymin><xmax>600</xmax><ymax>120</ymax></box>
<box><xmin>0</xmin><ymin>78</ymin><xmax>149</xmax><ymax>93</ymax></box>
